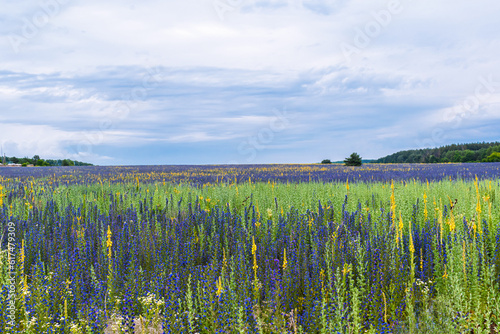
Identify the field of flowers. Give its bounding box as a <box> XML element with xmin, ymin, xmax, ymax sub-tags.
<box><xmin>1</xmin><ymin>163</ymin><xmax>499</xmax><ymax>333</ymax></box>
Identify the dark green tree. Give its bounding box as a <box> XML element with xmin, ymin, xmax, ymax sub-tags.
<box><xmin>62</xmin><ymin>159</ymin><xmax>75</xmax><ymax>166</ymax></box>
<box><xmin>344</xmin><ymin>152</ymin><xmax>362</xmax><ymax>166</ymax></box>
<box><xmin>461</xmin><ymin>150</ymin><xmax>476</xmax><ymax>162</ymax></box>
<box><xmin>321</xmin><ymin>159</ymin><xmax>332</xmax><ymax>164</ymax></box>
<box><xmin>428</xmin><ymin>155</ymin><xmax>439</xmax><ymax>163</ymax></box>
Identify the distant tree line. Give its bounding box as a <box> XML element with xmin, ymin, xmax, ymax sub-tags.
<box><xmin>2</xmin><ymin>155</ymin><xmax>93</xmax><ymax>167</ymax></box>
<box><xmin>375</xmin><ymin>142</ymin><xmax>500</xmax><ymax>163</ymax></box>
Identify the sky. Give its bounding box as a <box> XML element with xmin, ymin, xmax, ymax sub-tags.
<box><xmin>1</xmin><ymin>0</ymin><xmax>499</xmax><ymax>165</ymax></box>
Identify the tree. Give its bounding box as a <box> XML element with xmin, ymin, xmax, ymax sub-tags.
<box><xmin>62</xmin><ymin>159</ymin><xmax>75</xmax><ymax>166</ymax></box>
<box><xmin>321</xmin><ymin>159</ymin><xmax>332</xmax><ymax>164</ymax></box>
<box><xmin>428</xmin><ymin>155</ymin><xmax>439</xmax><ymax>163</ymax></box>
<box><xmin>36</xmin><ymin>159</ymin><xmax>50</xmax><ymax>166</ymax></box>
<box><xmin>344</xmin><ymin>152</ymin><xmax>362</xmax><ymax>166</ymax></box>
<box><xmin>484</xmin><ymin>152</ymin><xmax>500</xmax><ymax>162</ymax></box>
<box><xmin>461</xmin><ymin>150</ymin><xmax>476</xmax><ymax>163</ymax></box>
<box><xmin>33</xmin><ymin>155</ymin><xmax>40</xmax><ymax>164</ymax></box>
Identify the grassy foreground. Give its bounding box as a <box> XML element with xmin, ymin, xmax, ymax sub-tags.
<box><xmin>0</xmin><ymin>171</ymin><xmax>499</xmax><ymax>333</ymax></box>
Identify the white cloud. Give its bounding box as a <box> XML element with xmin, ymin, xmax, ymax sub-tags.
<box><xmin>1</xmin><ymin>0</ymin><xmax>500</xmax><ymax>164</ymax></box>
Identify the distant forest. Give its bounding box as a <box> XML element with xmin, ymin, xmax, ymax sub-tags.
<box><xmin>2</xmin><ymin>155</ymin><xmax>93</xmax><ymax>167</ymax></box>
<box><xmin>375</xmin><ymin>142</ymin><xmax>500</xmax><ymax>163</ymax></box>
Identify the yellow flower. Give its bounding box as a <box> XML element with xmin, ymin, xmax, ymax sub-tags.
<box><xmin>0</xmin><ymin>184</ymin><xmax>4</xmax><ymax>206</ymax></box>
<box><xmin>282</xmin><ymin>248</ymin><xmax>287</xmax><ymax>271</ymax></box>
<box><xmin>20</xmin><ymin>239</ymin><xmax>25</xmax><ymax>268</ymax></box>
<box><xmin>252</xmin><ymin>237</ymin><xmax>258</xmax><ymax>278</ymax></box>
<box><xmin>222</xmin><ymin>248</ymin><xmax>227</xmax><ymax>270</ymax></box>
<box><xmin>423</xmin><ymin>192</ymin><xmax>428</xmax><ymax>221</ymax></box>
<box><xmin>320</xmin><ymin>268</ymin><xmax>325</xmax><ymax>291</ymax></box>
<box><xmin>342</xmin><ymin>263</ymin><xmax>351</xmax><ymax>278</ymax></box>
<box><xmin>409</xmin><ymin>221</ymin><xmax>414</xmax><ymax>254</ymax></box>
<box><xmin>448</xmin><ymin>211</ymin><xmax>456</xmax><ymax>233</ymax></box>
<box><xmin>106</xmin><ymin>225</ymin><xmax>113</xmax><ymax>259</ymax></box>
<box><xmin>216</xmin><ymin>276</ymin><xmax>223</xmax><ymax>297</ymax></box>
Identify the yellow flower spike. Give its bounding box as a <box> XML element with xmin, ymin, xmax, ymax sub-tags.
<box><xmin>420</xmin><ymin>248</ymin><xmax>423</xmax><ymax>274</ymax></box>
<box><xmin>449</xmin><ymin>211</ymin><xmax>455</xmax><ymax>233</ymax></box>
<box><xmin>252</xmin><ymin>237</ymin><xmax>258</xmax><ymax>280</ymax></box>
<box><xmin>390</xmin><ymin>180</ymin><xmax>396</xmax><ymax>226</ymax></box>
<box><xmin>382</xmin><ymin>291</ymin><xmax>387</xmax><ymax>324</ymax></box>
<box><xmin>64</xmin><ymin>298</ymin><xmax>68</xmax><ymax>320</ymax></box>
<box><xmin>319</xmin><ymin>268</ymin><xmax>325</xmax><ymax>291</ymax></box>
<box><xmin>282</xmin><ymin>248</ymin><xmax>287</xmax><ymax>271</ymax></box>
<box><xmin>66</xmin><ymin>279</ymin><xmax>72</xmax><ymax>290</ymax></box>
<box><xmin>476</xmin><ymin>197</ymin><xmax>482</xmax><ymax>235</ymax></box>
<box><xmin>423</xmin><ymin>192</ymin><xmax>428</xmax><ymax>221</ymax></box>
<box><xmin>438</xmin><ymin>199</ymin><xmax>443</xmax><ymax>242</ymax></box>
<box><xmin>106</xmin><ymin>225</ymin><xmax>113</xmax><ymax>259</ymax></box>
<box><xmin>216</xmin><ymin>276</ymin><xmax>223</xmax><ymax>297</ymax></box>
<box><xmin>0</xmin><ymin>184</ymin><xmax>4</xmax><ymax>206</ymax></box>
<box><xmin>342</xmin><ymin>263</ymin><xmax>351</xmax><ymax>278</ymax></box>
<box><xmin>20</xmin><ymin>239</ymin><xmax>25</xmax><ymax>270</ymax></box>
<box><xmin>409</xmin><ymin>221</ymin><xmax>414</xmax><ymax>254</ymax></box>
<box><xmin>398</xmin><ymin>211</ymin><xmax>404</xmax><ymax>247</ymax></box>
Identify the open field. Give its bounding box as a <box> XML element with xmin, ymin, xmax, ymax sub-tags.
<box><xmin>1</xmin><ymin>163</ymin><xmax>500</xmax><ymax>333</ymax></box>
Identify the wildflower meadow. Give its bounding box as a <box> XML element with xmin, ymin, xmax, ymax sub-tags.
<box><xmin>1</xmin><ymin>163</ymin><xmax>499</xmax><ymax>333</ymax></box>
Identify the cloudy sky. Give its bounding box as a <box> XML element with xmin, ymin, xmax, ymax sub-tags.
<box><xmin>1</xmin><ymin>0</ymin><xmax>499</xmax><ymax>165</ymax></box>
